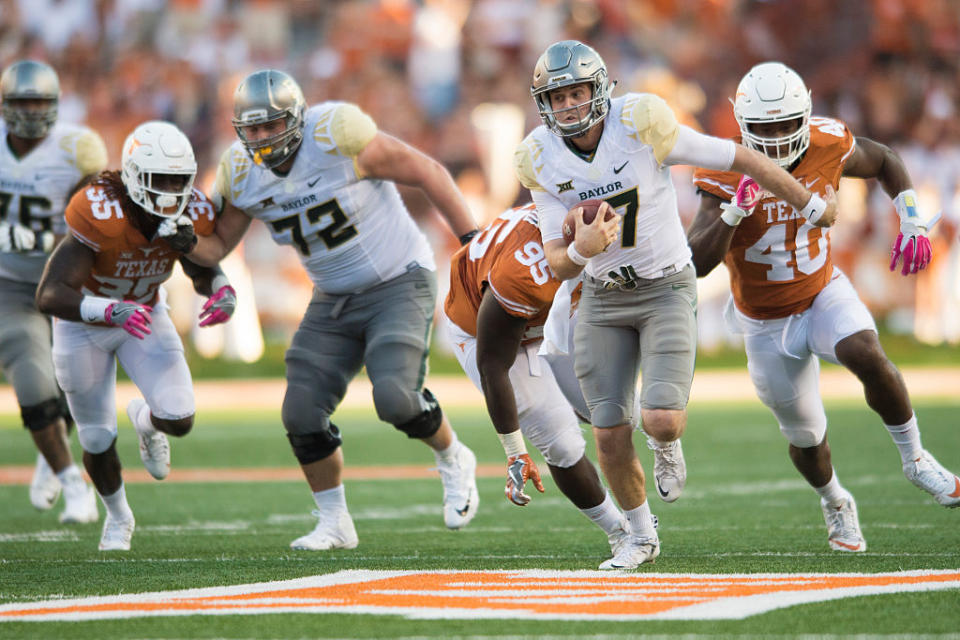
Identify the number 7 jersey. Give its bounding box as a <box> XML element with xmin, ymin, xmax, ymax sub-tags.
<box><xmin>215</xmin><ymin>102</ymin><xmax>435</xmax><ymax>295</ymax></box>
<box><xmin>692</xmin><ymin>117</ymin><xmax>855</xmax><ymax>319</ymax></box>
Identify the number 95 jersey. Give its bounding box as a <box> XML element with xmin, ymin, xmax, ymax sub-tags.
<box><xmin>0</xmin><ymin>121</ymin><xmax>107</xmax><ymax>284</ymax></box>
<box><xmin>693</xmin><ymin>117</ymin><xmax>855</xmax><ymax>319</ymax></box>
<box><xmin>445</xmin><ymin>203</ymin><xmax>572</xmax><ymax>344</ymax></box>
<box><xmin>215</xmin><ymin>102</ymin><xmax>435</xmax><ymax>295</ymax></box>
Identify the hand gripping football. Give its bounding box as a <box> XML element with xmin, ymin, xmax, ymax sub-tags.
<box><xmin>561</xmin><ymin>199</ymin><xmax>615</xmax><ymax>245</ymax></box>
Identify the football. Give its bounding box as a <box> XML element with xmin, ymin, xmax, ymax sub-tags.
<box><xmin>561</xmin><ymin>199</ymin><xmax>614</xmax><ymax>245</ymax></box>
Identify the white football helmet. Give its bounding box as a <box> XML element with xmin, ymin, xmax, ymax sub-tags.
<box><xmin>120</xmin><ymin>121</ymin><xmax>197</xmax><ymax>219</ymax></box>
<box><xmin>733</xmin><ymin>62</ymin><xmax>811</xmax><ymax>168</ymax></box>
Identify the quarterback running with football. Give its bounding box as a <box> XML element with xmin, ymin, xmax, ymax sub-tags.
<box><xmin>688</xmin><ymin>62</ymin><xmax>959</xmax><ymax>553</ymax></box>
<box><xmin>444</xmin><ymin>202</ymin><xmax>637</xmax><ymax>568</ymax></box>
<box><xmin>36</xmin><ymin>121</ymin><xmax>238</xmax><ymax>550</ymax></box>
<box><xmin>180</xmin><ymin>70</ymin><xmax>480</xmax><ymax>551</ymax></box>
<box><xmin>515</xmin><ymin>41</ymin><xmax>837</xmax><ymax>569</ymax></box>
<box><xmin>0</xmin><ymin>60</ymin><xmax>103</xmax><ymax>524</ymax></box>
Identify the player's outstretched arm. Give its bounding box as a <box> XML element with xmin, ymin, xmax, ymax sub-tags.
<box><xmin>730</xmin><ymin>144</ymin><xmax>838</xmax><ymax>227</ymax></box>
<box><xmin>185</xmin><ymin>199</ymin><xmax>252</xmax><ymax>267</ymax></box>
<box><xmin>355</xmin><ymin>132</ymin><xmax>478</xmax><ymax>239</ymax></box>
<box><xmin>35</xmin><ymin>236</ymin><xmax>96</xmax><ymax>322</ymax></box>
<box><xmin>475</xmin><ymin>290</ymin><xmax>545</xmax><ymax>506</ymax></box>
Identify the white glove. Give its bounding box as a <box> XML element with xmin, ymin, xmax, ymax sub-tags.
<box><xmin>0</xmin><ymin>221</ymin><xmax>50</xmax><ymax>252</ymax></box>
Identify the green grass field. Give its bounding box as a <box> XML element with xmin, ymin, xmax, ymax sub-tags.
<box><xmin>1</xmin><ymin>398</ymin><xmax>959</xmax><ymax>638</ymax></box>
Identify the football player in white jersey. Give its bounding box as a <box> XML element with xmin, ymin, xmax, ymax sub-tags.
<box><xmin>0</xmin><ymin>60</ymin><xmax>104</xmax><ymax>525</ymax></box>
<box><xmin>688</xmin><ymin>62</ymin><xmax>959</xmax><ymax>553</ymax></box>
<box><xmin>180</xmin><ymin>70</ymin><xmax>481</xmax><ymax>551</ymax></box>
<box><xmin>515</xmin><ymin>41</ymin><xmax>838</xmax><ymax>569</ymax></box>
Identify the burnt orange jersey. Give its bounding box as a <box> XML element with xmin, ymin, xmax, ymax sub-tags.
<box><xmin>65</xmin><ymin>185</ymin><xmax>217</xmax><ymax>306</ymax></box>
<box><xmin>445</xmin><ymin>204</ymin><xmax>574</xmax><ymax>344</ymax></box>
<box><xmin>693</xmin><ymin>117</ymin><xmax>855</xmax><ymax>319</ymax></box>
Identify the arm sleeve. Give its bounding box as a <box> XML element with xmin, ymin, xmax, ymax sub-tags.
<box><xmin>665</xmin><ymin>125</ymin><xmax>736</xmax><ymax>171</ymax></box>
<box><xmin>533</xmin><ymin>190</ymin><xmax>569</xmax><ymax>243</ymax></box>
<box><xmin>329</xmin><ymin>103</ymin><xmax>378</xmax><ymax>158</ymax></box>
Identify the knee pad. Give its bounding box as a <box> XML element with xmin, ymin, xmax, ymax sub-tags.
<box><xmin>287</xmin><ymin>425</ymin><xmax>342</xmax><ymax>465</ymax></box>
<box><xmin>393</xmin><ymin>388</ymin><xmax>442</xmax><ymax>439</ymax></box>
<box><xmin>372</xmin><ymin>377</ymin><xmax>425</xmax><ymax>426</ymax></box>
<box><xmin>77</xmin><ymin>425</ymin><xmax>117</xmax><ymax>454</ymax></box>
<box><xmin>537</xmin><ymin>432</ymin><xmax>585</xmax><ymax>469</ymax></box>
<box><xmin>589</xmin><ymin>402</ymin><xmax>630</xmax><ymax>429</ymax></box>
<box><xmin>779</xmin><ymin>420</ymin><xmax>827</xmax><ymax>448</ymax></box>
<box><xmin>150</xmin><ymin>384</ymin><xmax>195</xmax><ymax>421</ymax></box>
<box><xmin>58</xmin><ymin>392</ymin><xmax>74</xmax><ymax>432</ymax></box>
<box><xmin>20</xmin><ymin>398</ymin><xmax>62</xmax><ymax>432</ymax></box>
<box><xmin>281</xmin><ymin>383</ymin><xmax>331</xmax><ymax>436</ymax></box>
<box><xmin>641</xmin><ymin>381</ymin><xmax>688</xmax><ymax>412</ymax></box>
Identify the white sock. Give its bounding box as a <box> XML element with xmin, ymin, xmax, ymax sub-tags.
<box><xmin>434</xmin><ymin>433</ymin><xmax>460</xmax><ymax>464</ymax></box>
<box><xmin>814</xmin><ymin>469</ymin><xmax>849</xmax><ymax>508</ymax></box>
<box><xmin>312</xmin><ymin>485</ymin><xmax>348</xmax><ymax>514</ymax></box>
<box><xmin>580</xmin><ymin>492</ymin><xmax>625</xmax><ymax>536</ymax></box>
<box><xmin>99</xmin><ymin>483</ymin><xmax>133</xmax><ymax>519</ymax></box>
<box><xmin>885</xmin><ymin>413</ymin><xmax>923</xmax><ymax>465</ymax></box>
<box><xmin>624</xmin><ymin>501</ymin><xmax>656</xmax><ymax>537</ymax></box>
<box><xmin>132</xmin><ymin>400</ymin><xmax>156</xmax><ymax>436</ymax></box>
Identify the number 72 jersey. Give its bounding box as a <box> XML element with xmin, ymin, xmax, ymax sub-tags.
<box><xmin>215</xmin><ymin>102</ymin><xmax>434</xmax><ymax>295</ymax></box>
<box><xmin>692</xmin><ymin>117</ymin><xmax>856</xmax><ymax>319</ymax></box>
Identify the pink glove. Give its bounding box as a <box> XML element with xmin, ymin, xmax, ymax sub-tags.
<box><xmin>890</xmin><ymin>231</ymin><xmax>932</xmax><ymax>276</ymax></box>
<box><xmin>735</xmin><ymin>175</ymin><xmax>763</xmax><ymax>210</ymax></box>
<box><xmin>104</xmin><ymin>301</ymin><xmax>153</xmax><ymax>339</ymax></box>
<box><xmin>199</xmin><ymin>285</ymin><xmax>237</xmax><ymax>327</ymax></box>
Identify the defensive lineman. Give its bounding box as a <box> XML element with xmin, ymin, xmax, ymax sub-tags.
<box><xmin>515</xmin><ymin>40</ymin><xmax>838</xmax><ymax>568</ymax></box>
<box><xmin>0</xmin><ymin>60</ymin><xmax>103</xmax><ymax>524</ymax></box>
<box><xmin>181</xmin><ymin>70</ymin><xmax>481</xmax><ymax>550</ymax></box>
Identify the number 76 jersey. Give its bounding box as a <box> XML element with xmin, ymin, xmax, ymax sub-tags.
<box><xmin>215</xmin><ymin>102</ymin><xmax>434</xmax><ymax>295</ymax></box>
<box><xmin>692</xmin><ymin>117</ymin><xmax>856</xmax><ymax>319</ymax></box>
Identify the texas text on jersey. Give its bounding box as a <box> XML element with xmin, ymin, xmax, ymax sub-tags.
<box><xmin>64</xmin><ymin>183</ymin><xmax>216</xmax><ymax>308</ymax></box>
<box><xmin>693</xmin><ymin>117</ymin><xmax>856</xmax><ymax>319</ymax></box>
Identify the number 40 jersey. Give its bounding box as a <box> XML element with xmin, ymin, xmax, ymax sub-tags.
<box><xmin>693</xmin><ymin>116</ymin><xmax>855</xmax><ymax>319</ymax></box>
<box><xmin>0</xmin><ymin>121</ymin><xmax>107</xmax><ymax>284</ymax></box>
<box><xmin>215</xmin><ymin>102</ymin><xmax>435</xmax><ymax>296</ymax></box>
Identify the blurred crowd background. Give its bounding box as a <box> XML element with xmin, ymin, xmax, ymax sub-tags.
<box><xmin>2</xmin><ymin>0</ymin><xmax>959</xmax><ymax>359</ymax></box>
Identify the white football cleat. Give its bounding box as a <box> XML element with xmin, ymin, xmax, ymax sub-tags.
<box><xmin>599</xmin><ymin>532</ymin><xmax>660</xmax><ymax>570</ymax></box>
<box><xmin>29</xmin><ymin>452</ymin><xmax>61</xmax><ymax>511</ymax></box>
<box><xmin>290</xmin><ymin>510</ymin><xmax>358</xmax><ymax>551</ymax></box>
<box><xmin>820</xmin><ymin>495</ymin><xmax>866</xmax><ymax>552</ymax></box>
<box><xmin>437</xmin><ymin>444</ymin><xmax>479</xmax><ymax>530</ymax></box>
<box><xmin>59</xmin><ymin>475</ymin><xmax>99</xmax><ymax>525</ymax></box>
<box><xmin>606</xmin><ymin>517</ymin><xmax>631</xmax><ymax>558</ymax></box>
<box><xmin>128</xmin><ymin>399</ymin><xmax>170</xmax><ymax>480</ymax></box>
<box><xmin>98</xmin><ymin>512</ymin><xmax>135</xmax><ymax>551</ymax></box>
<box><xmin>903</xmin><ymin>450</ymin><xmax>960</xmax><ymax>507</ymax></box>
<box><xmin>647</xmin><ymin>437</ymin><xmax>686</xmax><ymax>503</ymax></box>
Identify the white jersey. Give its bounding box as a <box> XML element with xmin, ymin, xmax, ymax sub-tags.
<box><xmin>215</xmin><ymin>102</ymin><xmax>435</xmax><ymax>295</ymax></box>
<box><xmin>515</xmin><ymin>93</ymin><xmax>694</xmax><ymax>282</ymax></box>
<box><xmin>0</xmin><ymin>121</ymin><xmax>106</xmax><ymax>283</ymax></box>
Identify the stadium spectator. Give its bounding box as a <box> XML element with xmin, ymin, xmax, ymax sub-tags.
<box><xmin>35</xmin><ymin>120</ymin><xmax>238</xmax><ymax>551</ymax></box>
<box><xmin>180</xmin><ymin>69</ymin><xmax>481</xmax><ymax>550</ymax></box>
<box><xmin>0</xmin><ymin>59</ymin><xmax>102</xmax><ymax>525</ymax></box>
<box><xmin>688</xmin><ymin>62</ymin><xmax>960</xmax><ymax>553</ymax></box>
<box><xmin>514</xmin><ymin>40</ymin><xmax>835</xmax><ymax>569</ymax></box>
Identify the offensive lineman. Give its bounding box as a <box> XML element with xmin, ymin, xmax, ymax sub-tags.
<box><xmin>688</xmin><ymin>62</ymin><xmax>959</xmax><ymax>552</ymax></box>
<box><xmin>180</xmin><ymin>70</ymin><xmax>480</xmax><ymax>550</ymax></box>
<box><xmin>515</xmin><ymin>40</ymin><xmax>838</xmax><ymax>568</ymax></box>
<box><xmin>443</xmin><ymin>202</ymin><xmax>635</xmax><ymax>569</ymax></box>
<box><xmin>0</xmin><ymin>60</ymin><xmax>102</xmax><ymax>524</ymax></box>
<box><xmin>36</xmin><ymin>120</ymin><xmax>237</xmax><ymax>550</ymax></box>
